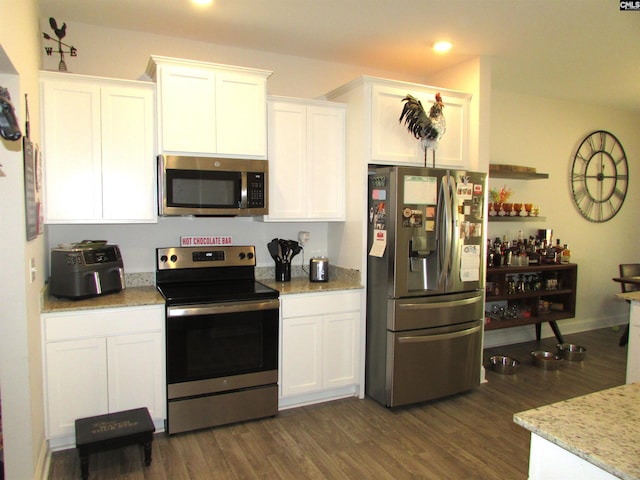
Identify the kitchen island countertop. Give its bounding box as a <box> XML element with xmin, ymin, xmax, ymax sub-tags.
<box><xmin>514</xmin><ymin>382</ymin><xmax>640</xmax><ymax>480</ymax></box>
<box><xmin>618</xmin><ymin>291</ymin><xmax>640</xmax><ymax>302</ymax></box>
<box><xmin>42</xmin><ymin>286</ymin><xmax>164</xmax><ymax>313</ymax></box>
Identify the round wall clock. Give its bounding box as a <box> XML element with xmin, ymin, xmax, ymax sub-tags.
<box><xmin>570</xmin><ymin>130</ymin><xmax>628</xmax><ymax>222</ymax></box>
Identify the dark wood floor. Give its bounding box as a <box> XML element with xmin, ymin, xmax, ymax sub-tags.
<box><xmin>48</xmin><ymin>327</ymin><xmax>627</xmax><ymax>479</ymax></box>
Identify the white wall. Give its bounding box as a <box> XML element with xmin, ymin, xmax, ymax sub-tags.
<box><xmin>0</xmin><ymin>1</ymin><xmax>47</xmax><ymax>479</ymax></box>
<box><xmin>484</xmin><ymin>89</ymin><xmax>640</xmax><ymax>347</ymax></box>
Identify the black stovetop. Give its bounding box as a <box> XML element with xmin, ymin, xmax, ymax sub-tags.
<box><xmin>155</xmin><ymin>246</ymin><xmax>279</xmax><ymax>306</ymax></box>
<box><xmin>157</xmin><ymin>279</ymin><xmax>278</xmax><ymax>306</ymax></box>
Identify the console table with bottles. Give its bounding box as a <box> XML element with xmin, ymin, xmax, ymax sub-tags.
<box><xmin>484</xmin><ymin>263</ymin><xmax>578</xmax><ymax>343</ymax></box>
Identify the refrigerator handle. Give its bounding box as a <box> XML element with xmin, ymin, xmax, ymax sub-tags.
<box><xmin>448</xmin><ymin>174</ymin><xmax>461</xmax><ymax>288</ymax></box>
<box><xmin>437</xmin><ymin>175</ymin><xmax>450</xmax><ymax>287</ymax></box>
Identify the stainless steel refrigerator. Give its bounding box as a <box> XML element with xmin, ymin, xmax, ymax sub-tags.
<box><xmin>366</xmin><ymin>166</ymin><xmax>487</xmax><ymax>407</ymax></box>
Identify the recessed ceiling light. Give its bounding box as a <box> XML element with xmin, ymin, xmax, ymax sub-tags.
<box><xmin>192</xmin><ymin>0</ymin><xmax>213</xmax><ymax>5</ymax></box>
<box><xmin>433</xmin><ymin>41</ymin><xmax>452</xmax><ymax>53</ymax></box>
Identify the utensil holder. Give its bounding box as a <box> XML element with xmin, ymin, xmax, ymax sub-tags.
<box><xmin>275</xmin><ymin>262</ymin><xmax>291</xmax><ymax>282</ymax></box>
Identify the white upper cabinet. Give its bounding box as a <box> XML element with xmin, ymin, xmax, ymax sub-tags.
<box><xmin>326</xmin><ymin>76</ymin><xmax>471</xmax><ymax>169</ymax></box>
<box><xmin>146</xmin><ymin>55</ymin><xmax>271</xmax><ymax>158</ymax></box>
<box><xmin>264</xmin><ymin>97</ymin><xmax>346</xmax><ymax>221</ymax></box>
<box><xmin>40</xmin><ymin>72</ymin><xmax>156</xmax><ymax>223</ymax></box>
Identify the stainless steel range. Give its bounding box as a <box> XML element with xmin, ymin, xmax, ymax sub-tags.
<box><xmin>156</xmin><ymin>245</ymin><xmax>279</xmax><ymax>435</ymax></box>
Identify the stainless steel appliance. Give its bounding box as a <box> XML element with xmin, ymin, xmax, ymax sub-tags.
<box><xmin>367</xmin><ymin>166</ymin><xmax>486</xmax><ymax>407</ymax></box>
<box><xmin>50</xmin><ymin>241</ymin><xmax>125</xmax><ymax>299</ymax></box>
<box><xmin>309</xmin><ymin>257</ymin><xmax>329</xmax><ymax>282</ymax></box>
<box><xmin>156</xmin><ymin>245</ymin><xmax>279</xmax><ymax>434</ymax></box>
<box><xmin>158</xmin><ymin>155</ymin><xmax>268</xmax><ymax>217</ymax></box>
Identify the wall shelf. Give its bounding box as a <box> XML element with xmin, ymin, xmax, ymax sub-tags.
<box><xmin>489</xmin><ymin>164</ymin><xmax>549</xmax><ymax>180</ymax></box>
<box><xmin>488</xmin><ymin>215</ymin><xmax>547</xmax><ymax>222</ymax></box>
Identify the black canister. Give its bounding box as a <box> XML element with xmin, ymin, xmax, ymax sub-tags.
<box><xmin>275</xmin><ymin>262</ymin><xmax>291</xmax><ymax>282</ymax></box>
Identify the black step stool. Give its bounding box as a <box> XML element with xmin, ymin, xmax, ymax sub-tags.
<box><xmin>75</xmin><ymin>407</ymin><xmax>155</xmax><ymax>480</ymax></box>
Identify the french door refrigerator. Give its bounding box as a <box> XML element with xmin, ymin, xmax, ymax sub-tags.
<box><xmin>367</xmin><ymin>166</ymin><xmax>487</xmax><ymax>407</ymax></box>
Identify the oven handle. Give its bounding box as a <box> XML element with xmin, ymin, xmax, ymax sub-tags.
<box><xmin>167</xmin><ymin>298</ymin><xmax>279</xmax><ymax>318</ymax></box>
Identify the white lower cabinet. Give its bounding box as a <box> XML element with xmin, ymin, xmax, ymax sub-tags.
<box><xmin>279</xmin><ymin>290</ymin><xmax>363</xmax><ymax>409</ymax></box>
<box><xmin>42</xmin><ymin>305</ymin><xmax>165</xmax><ymax>449</ymax></box>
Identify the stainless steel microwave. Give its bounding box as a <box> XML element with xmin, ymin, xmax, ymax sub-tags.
<box><xmin>158</xmin><ymin>155</ymin><xmax>268</xmax><ymax>216</ymax></box>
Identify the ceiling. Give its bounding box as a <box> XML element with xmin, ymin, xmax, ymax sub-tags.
<box><xmin>38</xmin><ymin>0</ymin><xmax>640</xmax><ymax>112</ymax></box>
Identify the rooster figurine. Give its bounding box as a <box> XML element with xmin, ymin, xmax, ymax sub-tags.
<box><xmin>399</xmin><ymin>93</ymin><xmax>446</xmax><ymax>167</ymax></box>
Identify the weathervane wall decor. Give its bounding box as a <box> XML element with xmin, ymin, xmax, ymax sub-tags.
<box><xmin>42</xmin><ymin>17</ymin><xmax>78</xmax><ymax>71</ymax></box>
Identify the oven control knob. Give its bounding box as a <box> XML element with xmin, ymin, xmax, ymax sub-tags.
<box><xmin>238</xmin><ymin>252</ymin><xmax>246</xmax><ymax>260</ymax></box>
<box><xmin>170</xmin><ymin>255</ymin><xmax>178</xmax><ymax>263</ymax></box>
<box><xmin>247</xmin><ymin>252</ymin><xmax>254</xmax><ymax>260</ymax></box>
<box><xmin>160</xmin><ymin>255</ymin><xmax>168</xmax><ymax>263</ymax></box>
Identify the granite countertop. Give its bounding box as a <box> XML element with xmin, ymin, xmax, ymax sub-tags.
<box><xmin>42</xmin><ymin>286</ymin><xmax>164</xmax><ymax>313</ymax></box>
<box><xmin>514</xmin><ymin>382</ymin><xmax>640</xmax><ymax>480</ymax></box>
<box><xmin>260</xmin><ymin>276</ymin><xmax>363</xmax><ymax>295</ymax></box>
<box><xmin>257</xmin><ymin>265</ymin><xmax>363</xmax><ymax>295</ymax></box>
<box><xmin>41</xmin><ymin>266</ymin><xmax>362</xmax><ymax>313</ymax></box>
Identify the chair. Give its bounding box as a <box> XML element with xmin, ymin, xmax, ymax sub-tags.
<box><xmin>618</xmin><ymin>263</ymin><xmax>640</xmax><ymax>346</ymax></box>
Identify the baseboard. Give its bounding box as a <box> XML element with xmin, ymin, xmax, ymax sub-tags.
<box><xmin>278</xmin><ymin>386</ymin><xmax>359</xmax><ymax>410</ymax></box>
<box><xmin>36</xmin><ymin>439</ymin><xmax>50</xmax><ymax>480</ymax></box>
<box><xmin>483</xmin><ymin>314</ymin><xmax>627</xmax><ymax>348</ymax></box>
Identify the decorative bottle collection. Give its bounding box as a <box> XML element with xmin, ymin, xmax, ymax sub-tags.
<box><xmin>487</xmin><ymin>229</ymin><xmax>570</xmax><ymax>268</ymax></box>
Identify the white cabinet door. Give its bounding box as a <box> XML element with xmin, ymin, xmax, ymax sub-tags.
<box><xmin>44</xmin><ymin>338</ymin><xmax>108</xmax><ymax>439</ymax></box>
<box><xmin>101</xmin><ymin>85</ymin><xmax>156</xmax><ymax>221</ymax></box>
<box><xmin>41</xmin><ymin>73</ymin><xmax>156</xmax><ymax>223</ymax></box>
<box><xmin>265</xmin><ymin>98</ymin><xmax>345</xmax><ymax>221</ymax></box>
<box><xmin>371</xmin><ymin>83</ymin><xmax>470</xmax><ymax>168</ymax></box>
<box><xmin>323</xmin><ymin>311</ymin><xmax>360</xmax><ymax>389</ymax></box>
<box><xmin>267</xmin><ymin>100</ymin><xmax>307</xmax><ymax>219</ymax></box>
<box><xmin>150</xmin><ymin>56</ymin><xmax>270</xmax><ymax>158</ymax></box>
<box><xmin>157</xmin><ymin>64</ymin><xmax>217</xmax><ymax>154</ymax></box>
<box><xmin>107</xmin><ymin>331</ymin><xmax>165</xmax><ymax>420</ymax></box>
<box><xmin>42</xmin><ymin>78</ymin><xmax>102</xmax><ymax>221</ymax></box>
<box><xmin>216</xmin><ymin>71</ymin><xmax>267</xmax><ymax>157</ymax></box>
<box><xmin>307</xmin><ymin>104</ymin><xmax>345</xmax><ymax>219</ymax></box>
<box><xmin>281</xmin><ymin>315</ymin><xmax>323</xmax><ymax>396</ymax></box>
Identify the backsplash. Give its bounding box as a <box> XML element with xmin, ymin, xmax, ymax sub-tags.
<box><xmin>126</xmin><ymin>266</ymin><xmax>361</xmax><ymax>288</ymax></box>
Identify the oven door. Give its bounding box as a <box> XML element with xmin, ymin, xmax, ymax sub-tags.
<box><xmin>166</xmin><ymin>298</ymin><xmax>279</xmax><ymax>399</ymax></box>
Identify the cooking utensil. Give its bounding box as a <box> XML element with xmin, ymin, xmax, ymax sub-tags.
<box><xmin>267</xmin><ymin>239</ymin><xmax>280</xmax><ymax>262</ymax></box>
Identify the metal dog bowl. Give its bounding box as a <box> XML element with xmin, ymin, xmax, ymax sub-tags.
<box><xmin>489</xmin><ymin>355</ymin><xmax>520</xmax><ymax>375</ymax></box>
<box><xmin>557</xmin><ymin>343</ymin><xmax>587</xmax><ymax>361</ymax></box>
<box><xmin>531</xmin><ymin>350</ymin><xmax>563</xmax><ymax>370</ymax></box>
